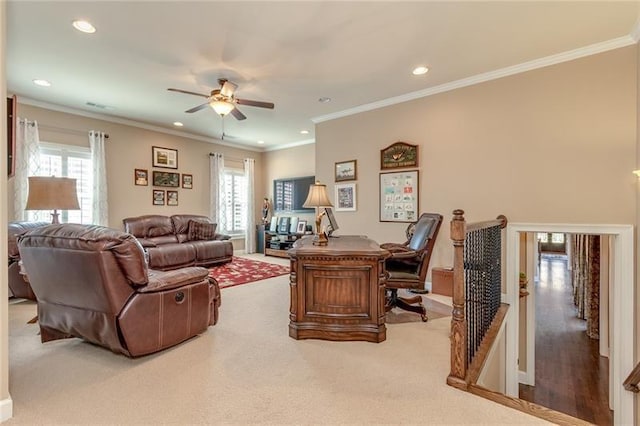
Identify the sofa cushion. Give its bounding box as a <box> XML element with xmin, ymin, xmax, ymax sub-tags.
<box><xmin>188</xmin><ymin>220</ymin><xmax>217</xmax><ymax>241</ymax></box>
<box><xmin>123</xmin><ymin>215</ymin><xmax>174</xmax><ymax>238</ymax></box>
<box><xmin>189</xmin><ymin>240</ymin><xmax>233</xmax><ymax>263</ymax></box>
<box><xmin>146</xmin><ymin>243</ymin><xmax>196</xmax><ymax>270</ymax></box>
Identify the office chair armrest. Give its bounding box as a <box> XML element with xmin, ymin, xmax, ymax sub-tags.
<box><xmin>380</xmin><ymin>242</ymin><xmax>410</xmax><ymax>251</ymax></box>
<box><xmin>389</xmin><ymin>249</ymin><xmax>419</xmax><ymax>259</ymax></box>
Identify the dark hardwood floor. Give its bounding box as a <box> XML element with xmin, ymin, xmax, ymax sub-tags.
<box><xmin>519</xmin><ymin>254</ymin><xmax>612</xmax><ymax>426</ymax></box>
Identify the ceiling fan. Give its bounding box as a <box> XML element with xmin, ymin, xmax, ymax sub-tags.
<box><xmin>168</xmin><ymin>79</ymin><xmax>274</xmax><ymax>121</ymax></box>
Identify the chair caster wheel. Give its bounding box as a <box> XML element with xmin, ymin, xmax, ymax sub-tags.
<box><xmin>421</xmin><ymin>314</ymin><xmax>428</xmax><ymax>322</ymax></box>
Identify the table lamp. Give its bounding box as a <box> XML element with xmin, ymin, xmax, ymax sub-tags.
<box><xmin>25</xmin><ymin>176</ymin><xmax>80</xmax><ymax>224</ymax></box>
<box><xmin>302</xmin><ymin>181</ymin><xmax>333</xmax><ymax>246</ymax></box>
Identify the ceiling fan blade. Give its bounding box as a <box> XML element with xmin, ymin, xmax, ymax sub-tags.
<box><xmin>185</xmin><ymin>102</ymin><xmax>210</xmax><ymax>113</ymax></box>
<box><xmin>230</xmin><ymin>107</ymin><xmax>247</xmax><ymax>121</ymax></box>
<box><xmin>167</xmin><ymin>88</ymin><xmax>209</xmax><ymax>98</ymax></box>
<box><xmin>220</xmin><ymin>81</ymin><xmax>238</xmax><ymax>98</ymax></box>
<box><xmin>236</xmin><ymin>98</ymin><xmax>275</xmax><ymax>109</ymax></box>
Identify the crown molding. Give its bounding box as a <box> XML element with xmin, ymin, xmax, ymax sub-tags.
<box><xmin>263</xmin><ymin>138</ymin><xmax>315</xmax><ymax>152</ymax></box>
<box><xmin>312</xmin><ymin>35</ymin><xmax>636</xmax><ymax>124</ymax></box>
<box><xmin>630</xmin><ymin>16</ymin><xmax>640</xmax><ymax>43</ymax></box>
<box><xmin>16</xmin><ymin>97</ymin><xmax>264</xmax><ymax>152</ymax></box>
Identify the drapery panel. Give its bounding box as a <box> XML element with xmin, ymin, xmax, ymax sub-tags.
<box><xmin>89</xmin><ymin>130</ymin><xmax>109</xmax><ymax>226</ymax></box>
<box><xmin>571</xmin><ymin>234</ymin><xmax>600</xmax><ymax>339</ymax></box>
<box><xmin>209</xmin><ymin>153</ymin><xmax>227</xmax><ymax>233</ymax></box>
<box><xmin>244</xmin><ymin>158</ymin><xmax>256</xmax><ymax>254</ymax></box>
<box><xmin>14</xmin><ymin>118</ymin><xmax>41</xmax><ymax>221</ymax></box>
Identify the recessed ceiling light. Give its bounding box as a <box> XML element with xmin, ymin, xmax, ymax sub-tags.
<box><xmin>300</xmin><ymin>130</ymin><xmax>309</xmax><ymax>135</ymax></box>
<box><xmin>318</xmin><ymin>97</ymin><xmax>331</xmax><ymax>103</ymax></box>
<box><xmin>72</xmin><ymin>20</ymin><xmax>96</xmax><ymax>34</ymax></box>
<box><xmin>173</xmin><ymin>122</ymin><xmax>184</xmax><ymax>127</ymax></box>
<box><xmin>412</xmin><ymin>66</ymin><xmax>429</xmax><ymax>75</ymax></box>
<box><xmin>32</xmin><ymin>79</ymin><xmax>51</xmax><ymax>87</ymax></box>
<box><xmin>257</xmin><ymin>140</ymin><xmax>265</xmax><ymax>144</ymax></box>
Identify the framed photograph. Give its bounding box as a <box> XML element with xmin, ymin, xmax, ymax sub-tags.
<box><xmin>153</xmin><ymin>171</ymin><xmax>180</xmax><ymax>187</ymax></box>
<box><xmin>296</xmin><ymin>220</ymin><xmax>307</xmax><ymax>234</ymax></box>
<box><xmin>167</xmin><ymin>190</ymin><xmax>179</xmax><ymax>206</ymax></box>
<box><xmin>152</xmin><ymin>190</ymin><xmax>165</xmax><ymax>206</ymax></box>
<box><xmin>182</xmin><ymin>173</ymin><xmax>193</xmax><ymax>189</ymax></box>
<box><xmin>134</xmin><ymin>168</ymin><xmax>148</xmax><ymax>186</ymax></box>
<box><xmin>335</xmin><ymin>183</ymin><xmax>356</xmax><ymax>212</ymax></box>
<box><xmin>381</xmin><ymin>141</ymin><xmax>418</xmax><ymax>170</ymax></box>
<box><xmin>152</xmin><ymin>146</ymin><xmax>178</xmax><ymax>169</ymax></box>
<box><xmin>379</xmin><ymin>170</ymin><xmax>419</xmax><ymax>222</ymax></box>
<box><xmin>335</xmin><ymin>159</ymin><xmax>357</xmax><ymax>182</ymax></box>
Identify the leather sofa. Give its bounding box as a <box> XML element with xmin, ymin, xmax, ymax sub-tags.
<box><xmin>18</xmin><ymin>223</ymin><xmax>221</xmax><ymax>357</ymax></box>
<box><xmin>8</xmin><ymin>221</ymin><xmax>50</xmax><ymax>299</ymax></box>
<box><xmin>123</xmin><ymin>214</ymin><xmax>233</xmax><ymax>271</ymax></box>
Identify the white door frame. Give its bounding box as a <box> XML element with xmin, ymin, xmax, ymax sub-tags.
<box><xmin>506</xmin><ymin>223</ymin><xmax>634</xmax><ymax>425</ymax></box>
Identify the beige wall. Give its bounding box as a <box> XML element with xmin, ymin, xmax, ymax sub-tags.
<box><xmin>316</xmin><ymin>46</ymin><xmax>637</xmax><ymax>279</ymax></box>
<box><xmin>8</xmin><ymin>104</ymin><xmax>265</xmax><ymax>250</ymax></box>
<box><xmin>263</xmin><ymin>143</ymin><xmax>316</xmax><ymax>225</ymax></box>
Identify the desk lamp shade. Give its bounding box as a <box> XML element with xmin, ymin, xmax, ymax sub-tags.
<box><xmin>25</xmin><ymin>176</ymin><xmax>80</xmax><ymax>224</ymax></box>
<box><xmin>302</xmin><ymin>181</ymin><xmax>333</xmax><ymax>246</ymax></box>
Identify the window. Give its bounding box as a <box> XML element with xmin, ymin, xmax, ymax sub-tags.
<box><xmin>28</xmin><ymin>143</ymin><xmax>93</xmax><ymax>224</ymax></box>
<box><xmin>537</xmin><ymin>233</ymin><xmax>548</xmax><ymax>243</ymax></box>
<box><xmin>223</xmin><ymin>168</ymin><xmax>247</xmax><ymax>235</ymax></box>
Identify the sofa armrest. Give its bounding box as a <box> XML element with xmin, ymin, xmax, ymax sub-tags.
<box><xmin>214</xmin><ymin>233</ymin><xmax>231</xmax><ymax>241</ymax></box>
<box><xmin>136</xmin><ymin>238</ymin><xmax>157</xmax><ymax>248</ymax></box>
<box><xmin>140</xmin><ymin>267</ymin><xmax>210</xmax><ymax>293</ymax></box>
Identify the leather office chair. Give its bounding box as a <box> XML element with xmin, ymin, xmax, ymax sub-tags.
<box><xmin>18</xmin><ymin>224</ymin><xmax>221</xmax><ymax>357</ymax></box>
<box><xmin>380</xmin><ymin>213</ymin><xmax>443</xmax><ymax>321</ymax></box>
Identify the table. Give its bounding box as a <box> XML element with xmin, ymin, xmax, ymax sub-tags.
<box><xmin>288</xmin><ymin>235</ymin><xmax>389</xmax><ymax>343</ymax></box>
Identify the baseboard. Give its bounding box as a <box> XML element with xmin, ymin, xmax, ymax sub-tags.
<box><xmin>518</xmin><ymin>370</ymin><xmax>534</xmax><ymax>386</ymax></box>
<box><xmin>0</xmin><ymin>396</ymin><xmax>13</xmax><ymax>422</ymax></box>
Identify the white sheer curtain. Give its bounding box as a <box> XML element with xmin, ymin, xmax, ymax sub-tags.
<box><xmin>244</xmin><ymin>158</ymin><xmax>256</xmax><ymax>254</ymax></box>
<box><xmin>89</xmin><ymin>130</ymin><xmax>109</xmax><ymax>226</ymax></box>
<box><xmin>14</xmin><ymin>118</ymin><xmax>41</xmax><ymax>221</ymax></box>
<box><xmin>209</xmin><ymin>153</ymin><xmax>227</xmax><ymax>232</ymax></box>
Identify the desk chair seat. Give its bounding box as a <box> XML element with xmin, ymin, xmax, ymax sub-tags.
<box><xmin>381</xmin><ymin>213</ymin><xmax>443</xmax><ymax>322</ymax></box>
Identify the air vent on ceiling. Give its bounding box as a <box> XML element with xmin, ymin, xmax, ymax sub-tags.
<box><xmin>86</xmin><ymin>101</ymin><xmax>111</xmax><ymax>110</ymax></box>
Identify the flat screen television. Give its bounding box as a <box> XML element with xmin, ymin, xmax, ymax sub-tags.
<box><xmin>325</xmin><ymin>208</ymin><xmax>339</xmax><ymax>237</ymax></box>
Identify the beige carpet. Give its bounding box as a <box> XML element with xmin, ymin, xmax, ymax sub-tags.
<box><xmin>6</xmin><ymin>254</ymin><xmax>549</xmax><ymax>425</ymax></box>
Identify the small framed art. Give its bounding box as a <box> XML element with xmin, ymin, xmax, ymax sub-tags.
<box><xmin>296</xmin><ymin>220</ymin><xmax>307</xmax><ymax>234</ymax></box>
<box><xmin>153</xmin><ymin>190</ymin><xmax>165</xmax><ymax>206</ymax></box>
<box><xmin>134</xmin><ymin>168</ymin><xmax>148</xmax><ymax>186</ymax></box>
<box><xmin>335</xmin><ymin>159</ymin><xmax>357</xmax><ymax>182</ymax></box>
<box><xmin>167</xmin><ymin>190</ymin><xmax>179</xmax><ymax>206</ymax></box>
<box><xmin>152</xmin><ymin>146</ymin><xmax>178</xmax><ymax>169</ymax></box>
<box><xmin>335</xmin><ymin>183</ymin><xmax>356</xmax><ymax>211</ymax></box>
<box><xmin>153</xmin><ymin>171</ymin><xmax>180</xmax><ymax>187</ymax></box>
<box><xmin>182</xmin><ymin>174</ymin><xmax>193</xmax><ymax>189</ymax></box>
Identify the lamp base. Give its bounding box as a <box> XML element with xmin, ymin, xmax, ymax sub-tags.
<box><xmin>312</xmin><ymin>232</ymin><xmax>329</xmax><ymax>246</ymax></box>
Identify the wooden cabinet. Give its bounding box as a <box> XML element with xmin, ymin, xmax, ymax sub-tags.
<box><xmin>288</xmin><ymin>235</ymin><xmax>389</xmax><ymax>343</ymax></box>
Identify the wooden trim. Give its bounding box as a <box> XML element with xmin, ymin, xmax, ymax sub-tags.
<box><xmin>7</xmin><ymin>95</ymin><xmax>16</xmax><ymax>177</ymax></box>
<box><xmin>448</xmin><ymin>209</ymin><xmax>467</xmax><ymax>384</ymax></box>
<box><xmin>623</xmin><ymin>362</ymin><xmax>640</xmax><ymax>393</ymax></box>
<box><xmin>465</xmin><ymin>303</ymin><xmax>509</xmax><ymax>384</ymax></box>
<box><xmin>465</xmin><ymin>215</ymin><xmax>508</xmax><ymax>233</ymax></box>
<box><xmin>468</xmin><ymin>384</ymin><xmax>594</xmax><ymax>426</ymax></box>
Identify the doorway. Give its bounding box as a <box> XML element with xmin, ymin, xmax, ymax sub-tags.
<box><xmin>505</xmin><ymin>223</ymin><xmax>634</xmax><ymax>425</ymax></box>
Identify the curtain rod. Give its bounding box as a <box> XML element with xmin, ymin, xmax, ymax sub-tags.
<box><xmin>209</xmin><ymin>152</ymin><xmax>245</xmax><ymax>162</ymax></box>
<box><xmin>24</xmin><ymin>120</ymin><xmax>109</xmax><ymax>139</ymax></box>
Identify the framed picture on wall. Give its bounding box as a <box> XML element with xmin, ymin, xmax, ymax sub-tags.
<box><xmin>153</xmin><ymin>190</ymin><xmax>165</xmax><ymax>206</ymax></box>
<box><xmin>152</xmin><ymin>146</ymin><xmax>178</xmax><ymax>169</ymax></box>
<box><xmin>182</xmin><ymin>174</ymin><xmax>193</xmax><ymax>189</ymax></box>
<box><xmin>153</xmin><ymin>171</ymin><xmax>180</xmax><ymax>187</ymax></box>
<box><xmin>167</xmin><ymin>190</ymin><xmax>179</xmax><ymax>206</ymax></box>
<box><xmin>335</xmin><ymin>159</ymin><xmax>357</xmax><ymax>182</ymax></box>
<box><xmin>134</xmin><ymin>169</ymin><xmax>148</xmax><ymax>186</ymax></box>
<box><xmin>335</xmin><ymin>183</ymin><xmax>356</xmax><ymax>211</ymax></box>
<box><xmin>379</xmin><ymin>170</ymin><xmax>419</xmax><ymax>222</ymax></box>
<box><xmin>380</xmin><ymin>142</ymin><xmax>418</xmax><ymax>170</ymax></box>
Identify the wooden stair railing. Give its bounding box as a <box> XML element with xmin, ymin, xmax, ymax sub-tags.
<box><xmin>623</xmin><ymin>361</ymin><xmax>640</xmax><ymax>393</ymax></box>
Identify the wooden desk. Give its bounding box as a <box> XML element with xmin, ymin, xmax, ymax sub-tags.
<box><xmin>288</xmin><ymin>235</ymin><xmax>389</xmax><ymax>343</ymax></box>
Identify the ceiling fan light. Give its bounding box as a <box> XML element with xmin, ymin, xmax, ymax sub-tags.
<box><xmin>210</xmin><ymin>100</ymin><xmax>234</xmax><ymax>116</ymax></box>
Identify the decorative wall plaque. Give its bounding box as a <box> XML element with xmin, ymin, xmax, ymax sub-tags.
<box><xmin>380</xmin><ymin>141</ymin><xmax>418</xmax><ymax>170</ymax></box>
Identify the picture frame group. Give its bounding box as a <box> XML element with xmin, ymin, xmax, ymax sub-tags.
<box><xmin>153</xmin><ymin>190</ymin><xmax>179</xmax><ymax>206</ymax></box>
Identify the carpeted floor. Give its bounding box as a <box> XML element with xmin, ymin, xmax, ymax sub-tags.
<box><xmin>5</xmin><ymin>254</ymin><xmax>549</xmax><ymax>425</ymax></box>
<box><xmin>209</xmin><ymin>256</ymin><xmax>290</xmax><ymax>288</ymax></box>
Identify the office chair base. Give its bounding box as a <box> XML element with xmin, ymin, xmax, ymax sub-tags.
<box><xmin>385</xmin><ymin>290</ymin><xmax>428</xmax><ymax>322</ymax></box>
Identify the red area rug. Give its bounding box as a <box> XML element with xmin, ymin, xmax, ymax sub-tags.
<box><xmin>209</xmin><ymin>256</ymin><xmax>290</xmax><ymax>289</ymax></box>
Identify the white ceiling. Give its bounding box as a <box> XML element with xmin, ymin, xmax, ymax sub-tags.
<box><xmin>7</xmin><ymin>1</ymin><xmax>640</xmax><ymax>150</ymax></box>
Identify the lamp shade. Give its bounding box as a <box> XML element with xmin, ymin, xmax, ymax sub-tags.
<box><xmin>210</xmin><ymin>100</ymin><xmax>235</xmax><ymax>116</ymax></box>
<box><xmin>25</xmin><ymin>176</ymin><xmax>80</xmax><ymax>210</ymax></box>
<box><xmin>303</xmin><ymin>182</ymin><xmax>333</xmax><ymax>208</ymax></box>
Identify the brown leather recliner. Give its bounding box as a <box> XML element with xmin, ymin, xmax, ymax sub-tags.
<box><xmin>18</xmin><ymin>224</ymin><xmax>221</xmax><ymax>357</ymax></box>
<box><xmin>8</xmin><ymin>221</ymin><xmax>50</xmax><ymax>299</ymax></box>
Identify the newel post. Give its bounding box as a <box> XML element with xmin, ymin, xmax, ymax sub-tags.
<box><xmin>447</xmin><ymin>209</ymin><xmax>468</xmax><ymax>389</ymax></box>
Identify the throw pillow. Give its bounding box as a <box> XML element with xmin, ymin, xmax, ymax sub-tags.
<box><xmin>187</xmin><ymin>220</ymin><xmax>217</xmax><ymax>241</ymax></box>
